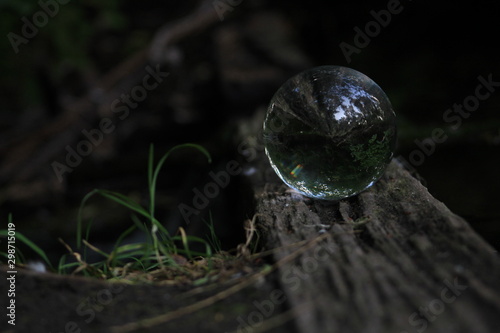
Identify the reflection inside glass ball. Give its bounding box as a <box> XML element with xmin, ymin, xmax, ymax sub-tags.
<box><xmin>263</xmin><ymin>66</ymin><xmax>397</xmax><ymax>200</ymax></box>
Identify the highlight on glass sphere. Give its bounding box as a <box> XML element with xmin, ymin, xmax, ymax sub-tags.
<box><xmin>263</xmin><ymin>65</ymin><xmax>397</xmax><ymax>200</ymax></box>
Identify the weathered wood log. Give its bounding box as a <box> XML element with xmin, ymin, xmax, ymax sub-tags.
<box><xmin>238</xmin><ymin>111</ymin><xmax>500</xmax><ymax>333</ymax></box>
<box><xmin>2</xmin><ymin>112</ymin><xmax>499</xmax><ymax>333</ymax></box>
<box><xmin>0</xmin><ymin>264</ymin><xmax>292</xmax><ymax>333</ymax></box>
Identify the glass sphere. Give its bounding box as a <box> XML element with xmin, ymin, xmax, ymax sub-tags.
<box><xmin>263</xmin><ymin>66</ymin><xmax>397</xmax><ymax>200</ymax></box>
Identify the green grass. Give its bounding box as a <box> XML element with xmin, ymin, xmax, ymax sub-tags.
<box><xmin>1</xmin><ymin>143</ymin><xmax>235</xmax><ymax>282</ymax></box>
<box><xmin>0</xmin><ymin>214</ymin><xmax>54</xmax><ymax>270</ymax></box>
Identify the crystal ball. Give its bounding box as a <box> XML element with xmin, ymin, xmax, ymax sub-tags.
<box><xmin>263</xmin><ymin>66</ymin><xmax>397</xmax><ymax>200</ymax></box>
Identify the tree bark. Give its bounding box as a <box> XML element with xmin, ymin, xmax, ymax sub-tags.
<box><xmin>239</xmin><ymin>111</ymin><xmax>500</xmax><ymax>333</ymax></box>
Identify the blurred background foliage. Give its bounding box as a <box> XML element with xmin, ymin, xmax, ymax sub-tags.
<box><xmin>1</xmin><ymin>0</ymin><xmax>125</xmax><ymax>114</ymax></box>
<box><xmin>0</xmin><ymin>0</ymin><xmax>499</xmax><ymax>262</ymax></box>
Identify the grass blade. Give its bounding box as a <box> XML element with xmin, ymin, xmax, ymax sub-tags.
<box><xmin>148</xmin><ymin>143</ymin><xmax>211</xmax><ymax>225</ymax></box>
<box><xmin>0</xmin><ymin>229</ymin><xmax>53</xmax><ymax>269</ymax></box>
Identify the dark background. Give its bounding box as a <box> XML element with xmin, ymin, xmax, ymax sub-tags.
<box><xmin>0</xmin><ymin>0</ymin><xmax>499</xmax><ymax>264</ymax></box>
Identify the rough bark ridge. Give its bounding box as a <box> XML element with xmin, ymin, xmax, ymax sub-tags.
<box><xmin>245</xmin><ymin>128</ymin><xmax>500</xmax><ymax>332</ymax></box>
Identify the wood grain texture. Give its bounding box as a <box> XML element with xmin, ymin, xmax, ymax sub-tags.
<box><xmin>238</xmin><ymin>111</ymin><xmax>500</xmax><ymax>333</ymax></box>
